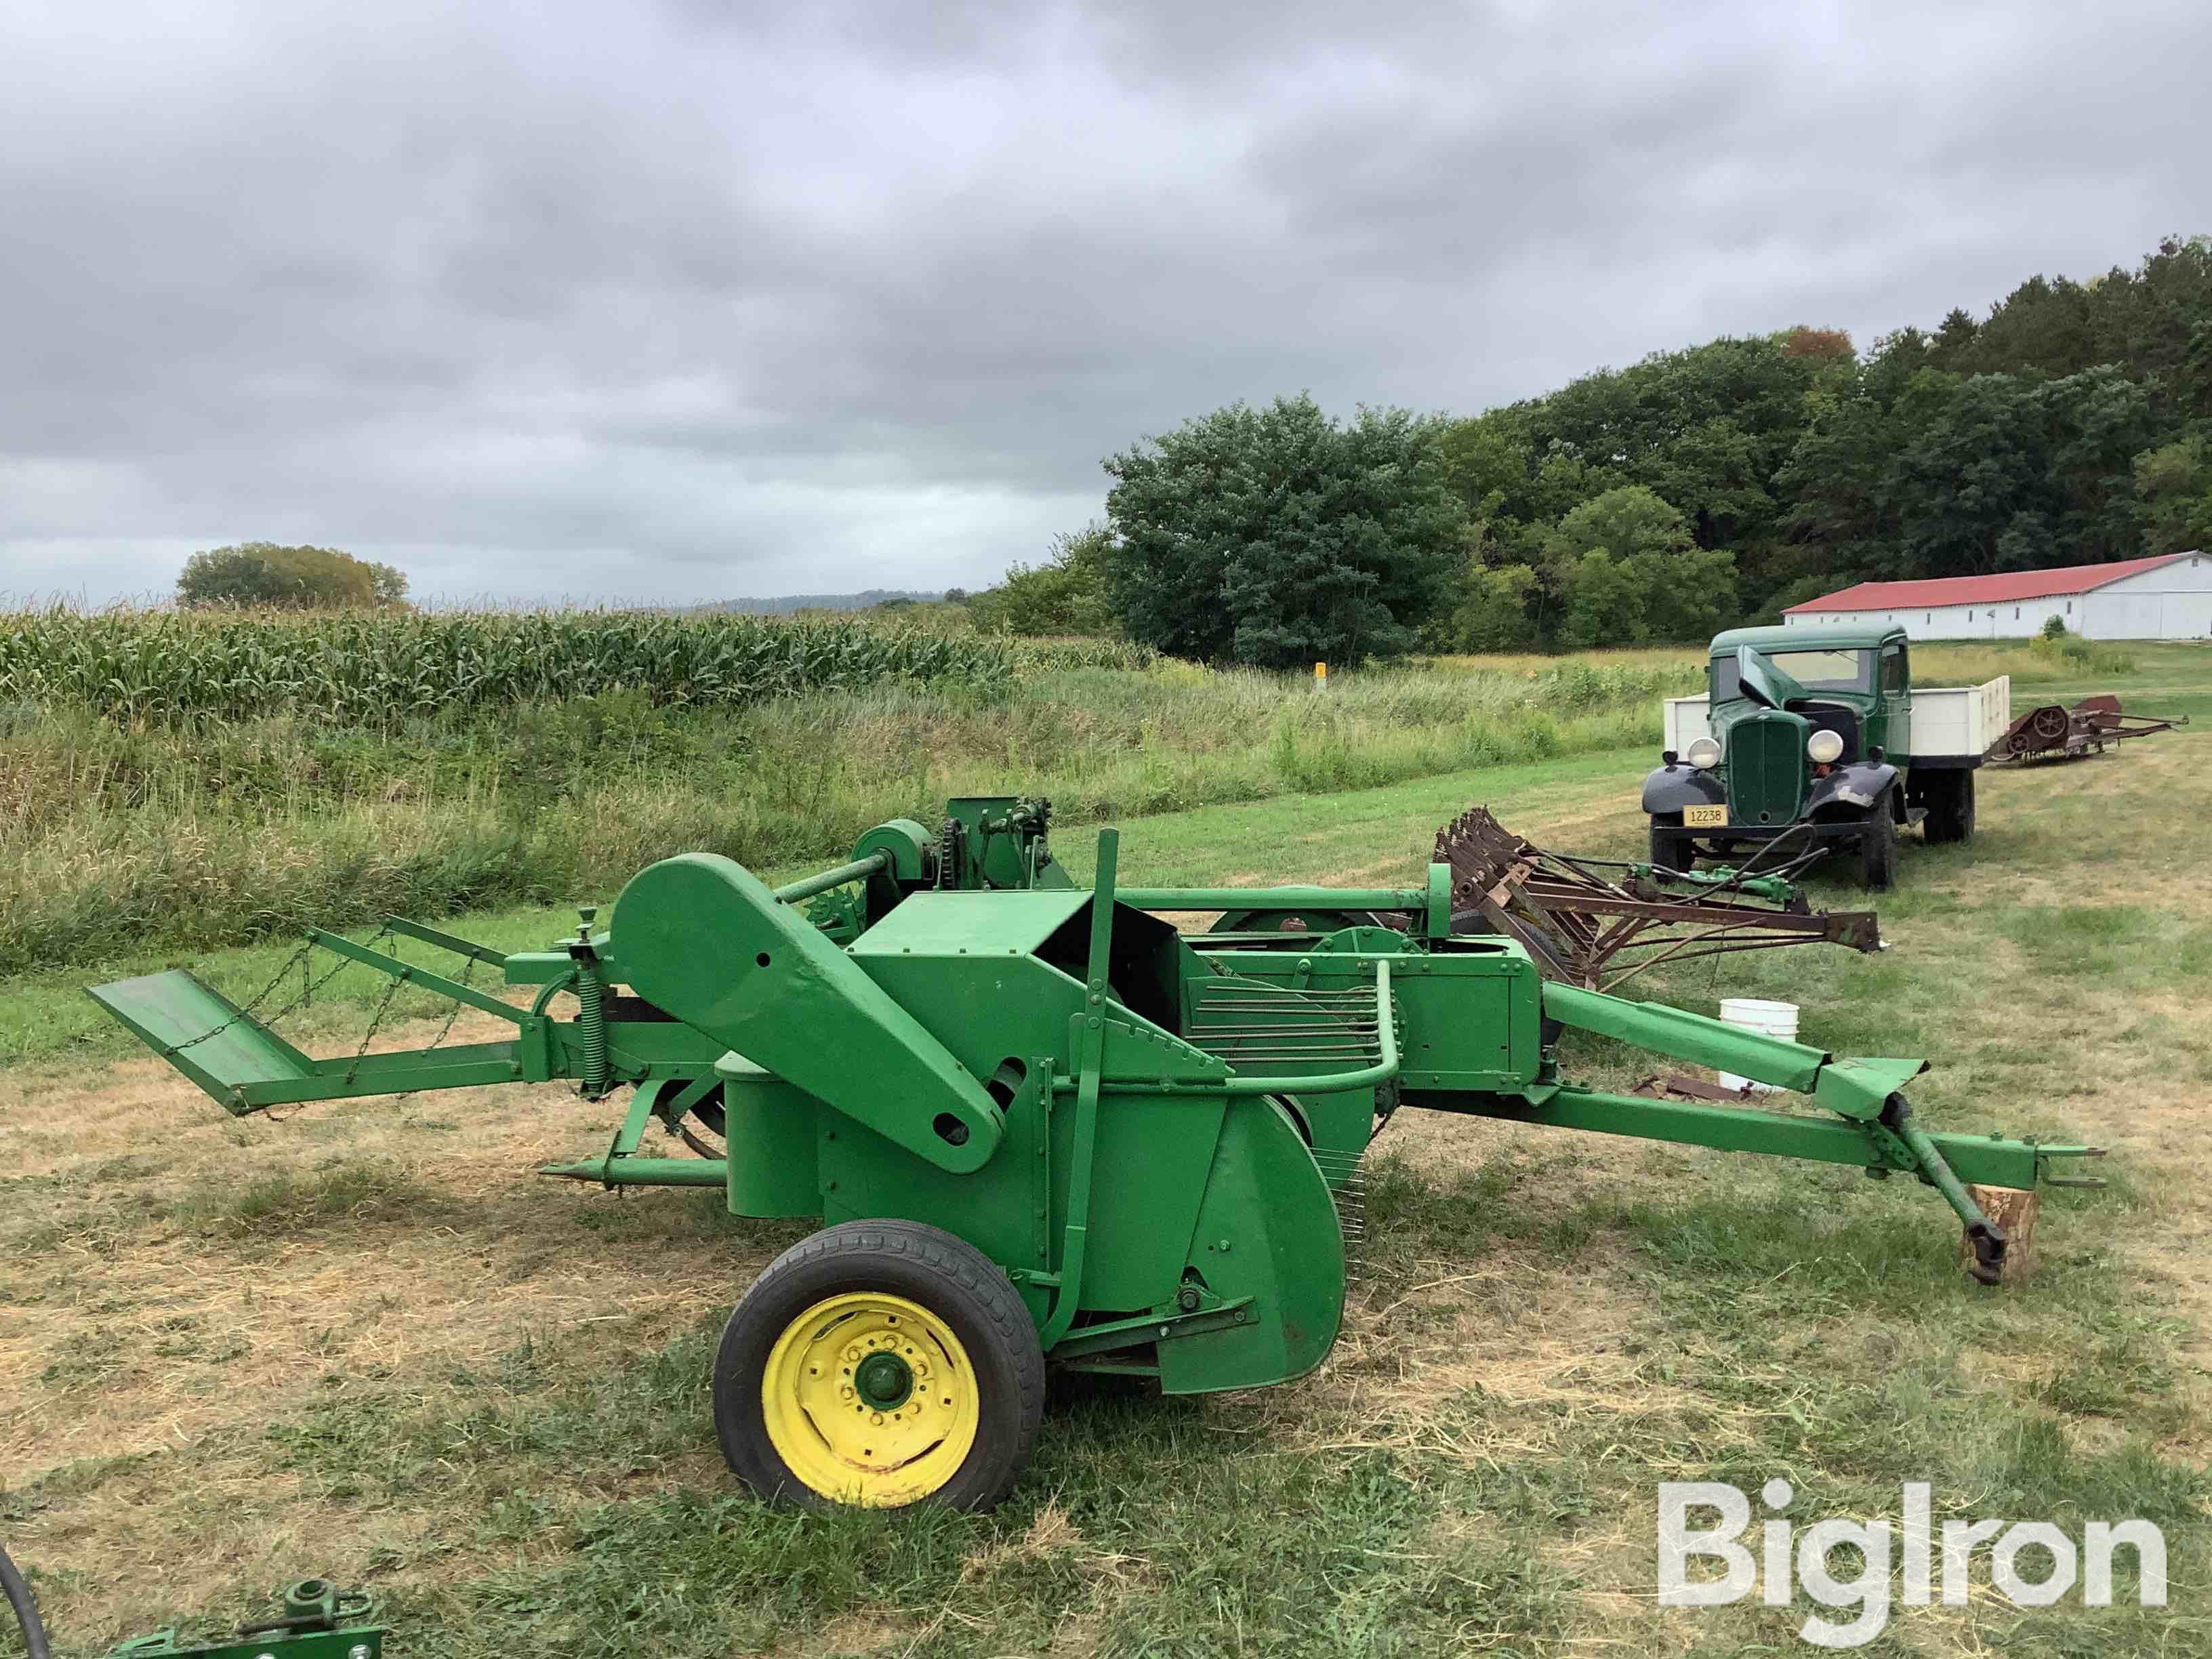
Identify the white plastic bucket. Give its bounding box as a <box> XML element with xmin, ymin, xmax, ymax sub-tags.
<box><xmin>1718</xmin><ymin>998</ymin><xmax>1799</xmax><ymax>1094</ymax></box>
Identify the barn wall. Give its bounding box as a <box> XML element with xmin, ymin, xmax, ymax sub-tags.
<box><xmin>2085</xmin><ymin>553</ymin><xmax>2212</xmax><ymax>639</ymax></box>
<box><xmin>1784</xmin><ymin>551</ymin><xmax>2211</xmax><ymax>639</ymax></box>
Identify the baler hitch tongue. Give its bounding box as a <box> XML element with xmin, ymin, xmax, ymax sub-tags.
<box><xmin>1877</xmin><ymin>1097</ymin><xmax>2009</xmax><ymax>1282</ymax></box>
<box><xmin>2036</xmin><ymin>1145</ymin><xmax>2108</xmax><ymax>1189</ymax></box>
<box><xmin>1904</xmin><ymin>1122</ymin><xmax>2105</xmax><ymax>1286</ymax></box>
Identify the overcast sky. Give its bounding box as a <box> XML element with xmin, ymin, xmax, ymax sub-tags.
<box><xmin>3</xmin><ymin>1</ymin><xmax>2206</xmax><ymax>606</ymax></box>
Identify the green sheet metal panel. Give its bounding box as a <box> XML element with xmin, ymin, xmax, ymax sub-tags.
<box><xmin>613</xmin><ymin>853</ymin><xmax>1004</xmax><ymax>1173</ymax></box>
<box><xmin>815</xmin><ymin>1059</ymin><xmax>1057</xmax><ymax>1325</ymax></box>
<box><xmin>819</xmin><ymin>951</ymin><xmax>1076</xmax><ymax>1282</ymax></box>
<box><xmin>1156</xmin><ymin>1096</ymin><xmax>1344</xmax><ymax>1393</ymax></box>
<box><xmin>841</xmin><ymin>949</ymin><xmax>1231</xmax><ymax>1313</ymax></box>
<box><xmin>705</xmin><ymin>1051</ymin><xmax>825</xmax><ymax>1218</ymax></box>
<box><xmin>847</xmin><ymin>888</ymin><xmax>1092</xmax><ymax>957</ymax></box>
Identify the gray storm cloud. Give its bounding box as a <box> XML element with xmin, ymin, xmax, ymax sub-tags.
<box><xmin>1</xmin><ymin>0</ymin><xmax>2205</xmax><ymax>603</ymax></box>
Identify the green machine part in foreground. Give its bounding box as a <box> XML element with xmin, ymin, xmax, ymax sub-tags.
<box><xmin>0</xmin><ymin>1552</ymin><xmax>384</xmax><ymax>1659</ymax></box>
<box><xmin>88</xmin><ymin>796</ymin><xmax>2103</xmax><ymax>1513</ymax></box>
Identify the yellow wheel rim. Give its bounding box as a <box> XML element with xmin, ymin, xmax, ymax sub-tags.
<box><xmin>761</xmin><ymin>1292</ymin><xmax>980</xmax><ymax>1507</ymax></box>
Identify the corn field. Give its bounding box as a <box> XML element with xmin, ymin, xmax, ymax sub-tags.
<box><xmin>0</xmin><ymin>605</ymin><xmax>1154</xmax><ymax>722</ymax></box>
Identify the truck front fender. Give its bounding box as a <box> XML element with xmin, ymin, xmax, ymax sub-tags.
<box><xmin>1806</xmin><ymin>761</ymin><xmax>1900</xmax><ymax>819</ymax></box>
<box><xmin>1641</xmin><ymin>763</ymin><xmax>1726</xmax><ymax>816</ymax></box>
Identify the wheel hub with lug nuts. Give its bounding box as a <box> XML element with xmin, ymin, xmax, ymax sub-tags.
<box><xmin>853</xmin><ymin>1349</ymin><xmax>914</xmax><ymax>1411</ymax></box>
<box><xmin>760</xmin><ymin>1292</ymin><xmax>977</xmax><ymax>1506</ymax></box>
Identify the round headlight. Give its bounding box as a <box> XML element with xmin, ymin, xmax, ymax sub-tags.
<box><xmin>1685</xmin><ymin>737</ymin><xmax>1721</xmax><ymax>769</ymax></box>
<box><xmin>1807</xmin><ymin>729</ymin><xmax>1845</xmax><ymax>764</ymax></box>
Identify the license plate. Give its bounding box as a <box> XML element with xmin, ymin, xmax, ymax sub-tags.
<box><xmin>1683</xmin><ymin>804</ymin><xmax>1728</xmax><ymax>828</ymax></box>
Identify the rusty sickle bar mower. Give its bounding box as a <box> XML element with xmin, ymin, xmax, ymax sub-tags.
<box><xmin>1431</xmin><ymin>805</ymin><xmax>1881</xmax><ymax>992</ymax></box>
<box><xmin>1984</xmin><ymin>693</ymin><xmax>2190</xmax><ymax>764</ymax></box>
<box><xmin>89</xmin><ymin>796</ymin><xmax>2101</xmax><ymax>1512</ymax></box>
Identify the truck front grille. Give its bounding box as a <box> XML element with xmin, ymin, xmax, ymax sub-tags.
<box><xmin>1725</xmin><ymin>715</ymin><xmax>1806</xmax><ymax>825</ymax></box>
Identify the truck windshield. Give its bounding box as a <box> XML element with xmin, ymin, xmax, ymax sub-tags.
<box><xmin>1713</xmin><ymin>649</ymin><xmax>1874</xmax><ymax>702</ymax></box>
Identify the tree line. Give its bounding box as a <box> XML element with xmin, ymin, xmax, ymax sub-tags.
<box><xmin>965</xmin><ymin>234</ymin><xmax>2212</xmax><ymax>665</ymax></box>
<box><xmin>177</xmin><ymin>542</ymin><xmax>410</xmax><ymax>609</ymax></box>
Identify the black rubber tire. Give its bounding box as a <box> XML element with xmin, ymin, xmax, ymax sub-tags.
<box><xmin>714</xmin><ymin>1219</ymin><xmax>1044</xmax><ymax>1512</ymax></box>
<box><xmin>1923</xmin><ymin>771</ymin><xmax>1976</xmax><ymax>845</ymax></box>
<box><xmin>1</xmin><ymin>1545</ymin><xmax>52</xmax><ymax>1659</ymax></box>
<box><xmin>1857</xmin><ymin>806</ymin><xmax>1900</xmax><ymax>890</ymax></box>
<box><xmin>1649</xmin><ymin>813</ymin><xmax>1688</xmax><ymax>873</ymax></box>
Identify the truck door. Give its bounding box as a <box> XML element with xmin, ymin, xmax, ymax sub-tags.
<box><xmin>1881</xmin><ymin>640</ymin><xmax>1910</xmax><ymax>760</ymax></box>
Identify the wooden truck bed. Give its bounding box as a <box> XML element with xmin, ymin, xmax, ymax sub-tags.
<box><xmin>1661</xmin><ymin>676</ymin><xmax>2009</xmax><ymax>762</ymax></box>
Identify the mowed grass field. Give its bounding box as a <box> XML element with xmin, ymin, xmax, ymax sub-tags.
<box><xmin>2</xmin><ymin>645</ymin><xmax>2209</xmax><ymax>1656</ymax></box>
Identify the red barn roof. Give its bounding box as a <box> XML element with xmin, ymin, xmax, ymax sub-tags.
<box><xmin>1783</xmin><ymin>554</ymin><xmax>2188</xmax><ymax>614</ymax></box>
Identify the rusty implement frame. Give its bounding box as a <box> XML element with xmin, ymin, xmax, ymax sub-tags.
<box><xmin>1984</xmin><ymin>693</ymin><xmax>2190</xmax><ymax>764</ymax></box>
<box><xmin>1433</xmin><ymin>806</ymin><xmax>1883</xmax><ymax>993</ymax></box>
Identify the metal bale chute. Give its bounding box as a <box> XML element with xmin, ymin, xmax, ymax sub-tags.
<box><xmin>89</xmin><ymin>796</ymin><xmax>2102</xmax><ymax>1513</ymax></box>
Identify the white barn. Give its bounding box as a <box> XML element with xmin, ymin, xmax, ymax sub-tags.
<box><xmin>1782</xmin><ymin>551</ymin><xmax>2212</xmax><ymax>640</ymax></box>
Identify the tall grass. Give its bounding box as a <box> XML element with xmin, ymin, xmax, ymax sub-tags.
<box><xmin>1432</xmin><ymin>637</ymin><xmax>2152</xmax><ymax>690</ymax></box>
<box><xmin>1913</xmin><ymin>634</ymin><xmax>2140</xmax><ymax>686</ymax></box>
<box><xmin>1</xmin><ymin>659</ymin><xmax>1691</xmax><ymax>972</ymax></box>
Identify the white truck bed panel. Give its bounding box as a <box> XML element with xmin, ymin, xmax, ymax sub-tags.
<box><xmin>1910</xmin><ymin>676</ymin><xmax>2011</xmax><ymax>759</ymax></box>
<box><xmin>1659</xmin><ymin>676</ymin><xmax>2009</xmax><ymax>762</ymax></box>
<box><xmin>1663</xmin><ymin>695</ymin><xmax>1713</xmax><ymax>754</ymax></box>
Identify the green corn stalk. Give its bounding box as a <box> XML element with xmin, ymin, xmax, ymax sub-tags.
<box><xmin>0</xmin><ymin>604</ymin><xmax>1136</xmax><ymax>724</ymax></box>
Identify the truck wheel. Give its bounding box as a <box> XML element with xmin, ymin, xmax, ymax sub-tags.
<box><xmin>1923</xmin><ymin>773</ymin><xmax>1976</xmax><ymax>844</ymax></box>
<box><xmin>714</xmin><ymin>1219</ymin><xmax>1044</xmax><ymax>1511</ymax></box>
<box><xmin>1649</xmin><ymin>813</ymin><xmax>1687</xmax><ymax>873</ymax></box>
<box><xmin>1857</xmin><ymin>807</ymin><xmax>1900</xmax><ymax>890</ymax></box>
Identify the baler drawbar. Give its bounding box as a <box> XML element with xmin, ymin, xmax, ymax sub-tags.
<box><xmin>89</xmin><ymin>796</ymin><xmax>2102</xmax><ymax>1511</ymax></box>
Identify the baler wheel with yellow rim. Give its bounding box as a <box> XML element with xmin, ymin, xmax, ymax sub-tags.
<box><xmin>714</xmin><ymin>1220</ymin><xmax>1044</xmax><ymax>1510</ymax></box>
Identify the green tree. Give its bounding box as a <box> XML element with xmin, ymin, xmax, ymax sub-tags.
<box><xmin>1102</xmin><ymin>395</ymin><xmax>1464</xmax><ymax>668</ymax></box>
<box><xmin>1436</xmin><ymin>412</ymin><xmax>1528</xmax><ymax>520</ymax></box>
<box><xmin>1763</xmin><ymin>571</ymin><xmax>1847</xmax><ymax>621</ymax></box>
<box><xmin>1433</xmin><ymin>556</ymin><xmax>1542</xmax><ymax>651</ymax></box>
<box><xmin>1885</xmin><ymin>365</ymin><xmax>2154</xmax><ymax>577</ymax></box>
<box><xmin>1542</xmin><ymin>487</ymin><xmax>1739</xmax><ymax>647</ymax></box>
<box><xmin>177</xmin><ymin>543</ymin><xmax>409</xmax><ymax>609</ymax></box>
<box><xmin>968</xmin><ymin>525</ymin><xmax>1118</xmax><ymax>636</ymax></box>
<box><xmin>2134</xmin><ymin>435</ymin><xmax>2212</xmax><ymax>555</ymax></box>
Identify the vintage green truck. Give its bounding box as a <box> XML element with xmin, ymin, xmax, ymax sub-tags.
<box><xmin>1642</xmin><ymin>625</ymin><xmax>2010</xmax><ymax>888</ymax></box>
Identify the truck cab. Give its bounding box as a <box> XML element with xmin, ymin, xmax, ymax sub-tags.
<box><xmin>1642</xmin><ymin>624</ymin><xmax>1980</xmax><ymax>889</ymax></box>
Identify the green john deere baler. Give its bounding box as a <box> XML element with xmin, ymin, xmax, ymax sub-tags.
<box><xmin>89</xmin><ymin>796</ymin><xmax>2100</xmax><ymax>1511</ymax></box>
